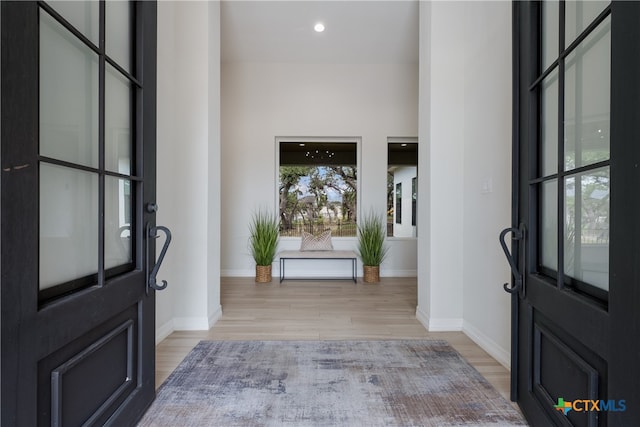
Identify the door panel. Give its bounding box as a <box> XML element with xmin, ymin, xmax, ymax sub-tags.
<box><xmin>38</xmin><ymin>309</ymin><xmax>137</xmax><ymax>426</ymax></box>
<box><xmin>1</xmin><ymin>1</ymin><xmax>159</xmax><ymax>425</ymax></box>
<box><xmin>510</xmin><ymin>1</ymin><xmax>640</xmax><ymax>425</ymax></box>
<box><xmin>531</xmin><ymin>314</ymin><xmax>606</xmax><ymax>427</ymax></box>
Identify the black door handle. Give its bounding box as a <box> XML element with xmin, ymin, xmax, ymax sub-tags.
<box><xmin>499</xmin><ymin>223</ymin><xmax>525</xmax><ymax>295</ymax></box>
<box><xmin>147</xmin><ymin>223</ymin><xmax>172</xmax><ymax>293</ymax></box>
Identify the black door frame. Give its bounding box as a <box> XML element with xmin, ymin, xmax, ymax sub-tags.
<box><xmin>1</xmin><ymin>1</ymin><xmax>158</xmax><ymax>425</ymax></box>
<box><xmin>512</xmin><ymin>1</ymin><xmax>640</xmax><ymax>424</ymax></box>
<box><xmin>607</xmin><ymin>2</ymin><xmax>640</xmax><ymax>423</ymax></box>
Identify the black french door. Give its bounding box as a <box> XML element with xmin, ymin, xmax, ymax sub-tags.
<box><xmin>509</xmin><ymin>1</ymin><xmax>640</xmax><ymax>425</ymax></box>
<box><xmin>1</xmin><ymin>1</ymin><xmax>162</xmax><ymax>425</ymax></box>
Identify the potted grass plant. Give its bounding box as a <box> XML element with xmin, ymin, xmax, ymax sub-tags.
<box><xmin>357</xmin><ymin>211</ymin><xmax>389</xmax><ymax>283</ymax></box>
<box><xmin>249</xmin><ymin>210</ymin><xmax>280</xmax><ymax>283</ymax></box>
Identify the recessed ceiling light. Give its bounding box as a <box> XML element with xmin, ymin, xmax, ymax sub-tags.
<box><xmin>314</xmin><ymin>23</ymin><xmax>325</xmax><ymax>33</ymax></box>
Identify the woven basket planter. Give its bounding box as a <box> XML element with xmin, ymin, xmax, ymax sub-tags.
<box><xmin>363</xmin><ymin>265</ymin><xmax>380</xmax><ymax>283</ymax></box>
<box><xmin>255</xmin><ymin>265</ymin><xmax>272</xmax><ymax>283</ymax></box>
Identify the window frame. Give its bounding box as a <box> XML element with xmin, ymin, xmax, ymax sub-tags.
<box><xmin>37</xmin><ymin>1</ymin><xmax>140</xmax><ymax>304</ymax></box>
<box><xmin>533</xmin><ymin>1</ymin><xmax>612</xmax><ymax>303</ymax></box>
<box><xmin>275</xmin><ymin>136</ymin><xmax>361</xmax><ymax>240</ymax></box>
<box><xmin>387</xmin><ymin>137</ymin><xmax>418</xmax><ymax>239</ymax></box>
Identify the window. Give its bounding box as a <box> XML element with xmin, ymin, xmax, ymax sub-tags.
<box><xmin>387</xmin><ymin>140</ymin><xmax>418</xmax><ymax>237</ymax></box>
<box><xmin>279</xmin><ymin>140</ymin><xmax>357</xmax><ymax>237</ymax></box>
<box><xmin>537</xmin><ymin>1</ymin><xmax>610</xmax><ymax>300</ymax></box>
<box><xmin>38</xmin><ymin>2</ymin><xmax>136</xmax><ymax>302</ymax></box>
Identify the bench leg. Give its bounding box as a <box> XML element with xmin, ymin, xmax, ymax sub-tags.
<box><xmin>352</xmin><ymin>258</ymin><xmax>357</xmax><ymax>283</ymax></box>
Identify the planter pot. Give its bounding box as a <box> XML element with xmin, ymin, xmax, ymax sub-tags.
<box><xmin>255</xmin><ymin>265</ymin><xmax>272</xmax><ymax>283</ymax></box>
<box><xmin>363</xmin><ymin>265</ymin><xmax>380</xmax><ymax>283</ymax></box>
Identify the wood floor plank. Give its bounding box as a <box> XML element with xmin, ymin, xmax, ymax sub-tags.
<box><xmin>155</xmin><ymin>277</ymin><xmax>513</xmax><ymax>403</ymax></box>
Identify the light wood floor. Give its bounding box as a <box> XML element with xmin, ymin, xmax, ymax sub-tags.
<box><xmin>155</xmin><ymin>277</ymin><xmax>512</xmax><ymax>402</ymax></box>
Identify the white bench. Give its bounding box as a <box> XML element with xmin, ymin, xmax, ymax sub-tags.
<box><xmin>278</xmin><ymin>250</ymin><xmax>358</xmax><ymax>283</ymax></box>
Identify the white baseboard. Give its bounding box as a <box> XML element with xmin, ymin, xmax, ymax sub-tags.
<box><xmin>463</xmin><ymin>321</ymin><xmax>511</xmax><ymax>370</ymax></box>
<box><xmin>221</xmin><ymin>269</ymin><xmax>252</xmax><ymax>277</ymax></box>
<box><xmin>415</xmin><ymin>306</ymin><xmax>463</xmax><ymax>331</ymax></box>
<box><xmin>415</xmin><ymin>305</ymin><xmax>430</xmax><ymax>329</ymax></box>
<box><xmin>155</xmin><ymin>308</ymin><xmax>222</xmax><ymax>345</ymax></box>
<box><xmin>209</xmin><ymin>305</ymin><xmax>223</xmax><ymax>328</ymax></box>
<box><xmin>221</xmin><ymin>270</ymin><xmax>418</xmax><ymax>278</ymax></box>
<box><xmin>428</xmin><ymin>317</ymin><xmax>463</xmax><ymax>331</ymax></box>
<box><xmin>222</xmin><ymin>269</ymin><xmax>354</xmax><ymax>278</ymax></box>
<box><xmin>155</xmin><ymin>319</ymin><xmax>174</xmax><ymax>345</ymax></box>
<box><xmin>381</xmin><ymin>269</ymin><xmax>417</xmax><ymax>277</ymax></box>
<box><xmin>173</xmin><ymin>316</ymin><xmax>210</xmax><ymax>331</ymax></box>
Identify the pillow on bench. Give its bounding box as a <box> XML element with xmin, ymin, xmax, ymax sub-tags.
<box><xmin>300</xmin><ymin>230</ymin><xmax>333</xmax><ymax>251</ymax></box>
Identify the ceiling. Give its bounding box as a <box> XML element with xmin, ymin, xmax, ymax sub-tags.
<box><xmin>220</xmin><ymin>1</ymin><xmax>419</xmax><ymax>64</ymax></box>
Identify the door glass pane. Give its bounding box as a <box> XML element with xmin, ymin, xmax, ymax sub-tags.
<box><xmin>105</xmin><ymin>0</ymin><xmax>132</xmax><ymax>73</ymax></box>
<box><xmin>541</xmin><ymin>0</ymin><xmax>559</xmax><ymax>71</ymax></box>
<box><xmin>541</xmin><ymin>180</ymin><xmax>558</xmax><ymax>271</ymax></box>
<box><xmin>40</xmin><ymin>164</ymin><xmax>98</xmax><ymax>289</ymax></box>
<box><xmin>564</xmin><ymin>168</ymin><xmax>609</xmax><ymax>290</ymax></box>
<box><xmin>105</xmin><ymin>64</ymin><xmax>132</xmax><ymax>175</ymax></box>
<box><xmin>541</xmin><ymin>70</ymin><xmax>558</xmax><ymax>176</ymax></box>
<box><xmin>565</xmin><ymin>0</ymin><xmax>610</xmax><ymax>45</ymax></box>
<box><xmin>46</xmin><ymin>0</ymin><xmax>100</xmax><ymax>46</ymax></box>
<box><xmin>564</xmin><ymin>17</ymin><xmax>610</xmax><ymax>171</ymax></box>
<box><xmin>105</xmin><ymin>177</ymin><xmax>132</xmax><ymax>269</ymax></box>
<box><xmin>40</xmin><ymin>10</ymin><xmax>99</xmax><ymax>168</ymax></box>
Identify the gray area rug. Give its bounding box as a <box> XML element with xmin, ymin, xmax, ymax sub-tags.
<box><xmin>138</xmin><ymin>340</ymin><xmax>527</xmax><ymax>426</ymax></box>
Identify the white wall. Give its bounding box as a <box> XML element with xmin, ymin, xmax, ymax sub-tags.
<box><xmin>156</xmin><ymin>1</ymin><xmax>222</xmax><ymax>341</ymax></box>
<box><xmin>417</xmin><ymin>1</ymin><xmax>466</xmax><ymax>332</ymax></box>
<box><xmin>207</xmin><ymin>0</ymin><xmax>222</xmax><ymax>333</ymax></box>
<box><xmin>220</xmin><ymin>62</ymin><xmax>419</xmax><ymax>278</ymax></box>
<box><xmin>417</xmin><ymin>1</ymin><xmax>513</xmax><ymax>367</ymax></box>
<box><xmin>460</xmin><ymin>1</ymin><xmax>513</xmax><ymax>368</ymax></box>
<box><xmin>155</xmin><ymin>0</ymin><xmax>176</xmax><ymax>342</ymax></box>
<box><xmin>155</xmin><ymin>1</ymin><xmax>513</xmax><ymax>370</ymax></box>
<box><xmin>416</xmin><ymin>1</ymin><xmax>432</xmax><ymax>328</ymax></box>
